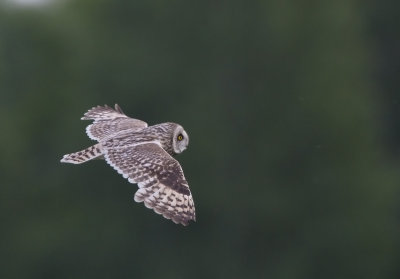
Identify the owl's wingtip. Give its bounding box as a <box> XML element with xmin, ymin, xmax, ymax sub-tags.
<box><xmin>181</xmin><ymin>218</ymin><xmax>195</xmax><ymax>226</ymax></box>
<box><xmin>114</xmin><ymin>103</ymin><xmax>125</xmax><ymax>115</ymax></box>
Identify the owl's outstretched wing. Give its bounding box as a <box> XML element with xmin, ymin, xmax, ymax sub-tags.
<box><xmin>103</xmin><ymin>142</ymin><xmax>195</xmax><ymax>226</ymax></box>
<box><xmin>81</xmin><ymin>104</ymin><xmax>148</xmax><ymax>141</ymax></box>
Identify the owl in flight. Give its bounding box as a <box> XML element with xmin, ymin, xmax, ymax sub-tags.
<box><xmin>61</xmin><ymin>104</ymin><xmax>195</xmax><ymax>226</ymax></box>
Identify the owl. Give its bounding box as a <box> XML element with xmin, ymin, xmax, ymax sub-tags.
<box><xmin>60</xmin><ymin>104</ymin><xmax>195</xmax><ymax>226</ymax></box>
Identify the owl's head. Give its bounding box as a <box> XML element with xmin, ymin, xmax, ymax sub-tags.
<box><xmin>172</xmin><ymin>125</ymin><xmax>189</xmax><ymax>154</ymax></box>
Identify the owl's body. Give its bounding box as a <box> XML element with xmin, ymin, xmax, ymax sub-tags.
<box><xmin>61</xmin><ymin>104</ymin><xmax>195</xmax><ymax>226</ymax></box>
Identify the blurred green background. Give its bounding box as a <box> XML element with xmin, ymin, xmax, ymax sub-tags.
<box><xmin>1</xmin><ymin>0</ymin><xmax>399</xmax><ymax>278</ymax></box>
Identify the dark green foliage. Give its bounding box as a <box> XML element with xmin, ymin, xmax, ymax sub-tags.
<box><xmin>0</xmin><ymin>1</ymin><xmax>399</xmax><ymax>278</ymax></box>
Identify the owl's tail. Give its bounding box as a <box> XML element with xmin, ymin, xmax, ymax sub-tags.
<box><xmin>60</xmin><ymin>144</ymin><xmax>103</xmax><ymax>164</ymax></box>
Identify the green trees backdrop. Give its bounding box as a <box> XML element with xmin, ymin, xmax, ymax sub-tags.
<box><xmin>0</xmin><ymin>0</ymin><xmax>399</xmax><ymax>278</ymax></box>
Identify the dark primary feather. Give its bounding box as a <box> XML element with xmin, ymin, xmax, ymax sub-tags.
<box><xmin>103</xmin><ymin>142</ymin><xmax>195</xmax><ymax>225</ymax></box>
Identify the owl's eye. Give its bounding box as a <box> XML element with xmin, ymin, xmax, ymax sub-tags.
<box><xmin>177</xmin><ymin>134</ymin><xmax>184</xmax><ymax>141</ymax></box>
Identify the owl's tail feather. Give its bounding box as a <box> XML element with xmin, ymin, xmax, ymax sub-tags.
<box><xmin>60</xmin><ymin>144</ymin><xmax>103</xmax><ymax>164</ymax></box>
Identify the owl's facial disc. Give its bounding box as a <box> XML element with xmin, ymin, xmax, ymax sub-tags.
<box><xmin>173</xmin><ymin>126</ymin><xmax>189</xmax><ymax>154</ymax></box>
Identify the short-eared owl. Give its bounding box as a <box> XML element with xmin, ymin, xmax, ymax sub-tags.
<box><xmin>60</xmin><ymin>104</ymin><xmax>195</xmax><ymax>226</ymax></box>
